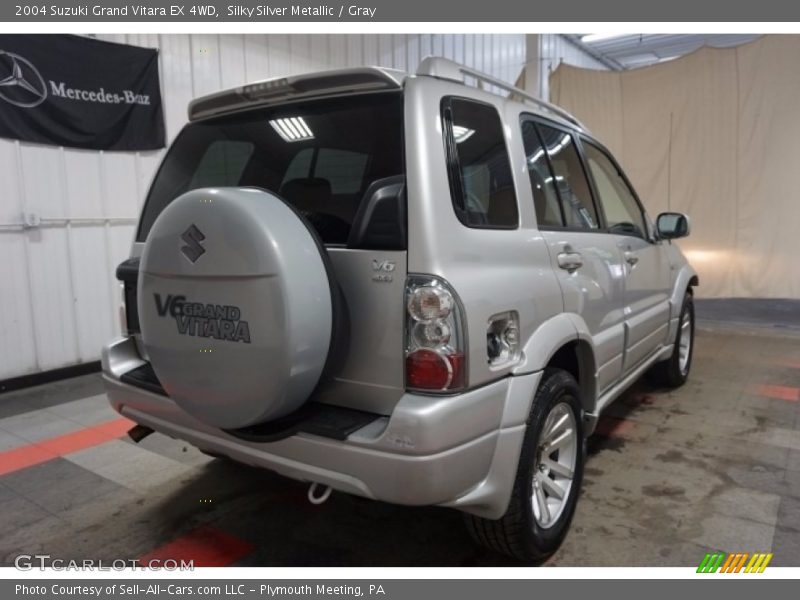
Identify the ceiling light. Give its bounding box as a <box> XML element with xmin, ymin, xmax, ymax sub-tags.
<box><xmin>581</xmin><ymin>33</ymin><xmax>626</xmax><ymax>44</ymax></box>
<box><xmin>452</xmin><ymin>125</ymin><xmax>475</xmax><ymax>143</ymax></box>
<box><xmin>269</xmin><ymin>117</ymin><xmax>314</xmax><ymax>142</ymax></box>
<box><xmin>619</xmin><ymin>52</ymin><xmax>660</xmax><ymax>66</ymax></box>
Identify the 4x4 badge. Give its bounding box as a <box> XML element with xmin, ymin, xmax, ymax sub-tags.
<box><xmin>180</xmin><ymin>224</ymin><xmax>206</xmax><ymax>263</ymax></box>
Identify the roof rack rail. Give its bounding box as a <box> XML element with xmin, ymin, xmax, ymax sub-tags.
<box><xmin>415</xmin><ymin>56</ymin><xmax>586</xmax><ymax>130</ymax></box>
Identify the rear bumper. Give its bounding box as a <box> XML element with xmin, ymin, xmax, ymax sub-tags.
<box><xmin>102</xmin><ymin>336</ymin><xmax>540</xmax><ymax>518</ymax></box>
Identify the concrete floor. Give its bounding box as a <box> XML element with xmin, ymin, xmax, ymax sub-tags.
<box><xmin>1</xmin><ymin>325</ymin><xmax>798</xmax><ymax>567</ymax></box>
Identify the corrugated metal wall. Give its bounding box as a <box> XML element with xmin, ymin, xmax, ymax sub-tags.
<box><xmin>0</xmin><ymin>33</ymin><xmax>527</xmax><ymax>380</ymax></box>
<box><xmin>539</xmin><ymin>34</ymin><xmax>608</xmax><ymax>100</ymax></box>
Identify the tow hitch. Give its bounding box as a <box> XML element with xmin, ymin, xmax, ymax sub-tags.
<box><xmin>307</xmin><ymin>482</ymin><xmax>332</xmax><ymax>505</ymax></box>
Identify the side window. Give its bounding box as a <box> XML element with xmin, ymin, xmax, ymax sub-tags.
<box><xmin>520</xmin><ymin>120</ymin><xmax>563</xmax><ymax>227</ymax></box>
<box><xmin>583</xmin><ymin>143</ymin><xmax>647</xmax><ymax>238</ymax></box>
<box><xmin>537</xmin><ymin>124</ymin><xmax>599</xmax><ymax>230</ymax></box>
<box><xmin>442</xmin><ymin>97</ymin><xmax>518</xmax><ymax>228</ymax></box>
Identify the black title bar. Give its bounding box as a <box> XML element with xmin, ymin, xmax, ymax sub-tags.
<box><xmin>3</xmin><ymin>0</ymin><xmax>800</xmax><ymax>22</ymax></box>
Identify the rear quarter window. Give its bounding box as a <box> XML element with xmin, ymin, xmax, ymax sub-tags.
<box><xmin>441</xmin><ymin>97</ymin><xmax>518</xmax><ymax>229</ymax></box>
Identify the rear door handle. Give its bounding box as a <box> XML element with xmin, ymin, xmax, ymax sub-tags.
<box><xmin>624</xmin><ymin>251</ymin><xmax>639</xmax><ymax>266</ymax></box>
<box><xmin>557</xmin><ymin>251</ymin><xmax>583</xmax><ymax>272</ymax></box>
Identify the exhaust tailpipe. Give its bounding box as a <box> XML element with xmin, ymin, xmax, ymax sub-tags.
<box><xmin>128</xmin><ymin>424</ymin><xmax>155</xmax><ymax>443</ymax></box>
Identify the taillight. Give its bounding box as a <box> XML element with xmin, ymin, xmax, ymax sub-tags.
<box><xmin>405</xmin><ymin>276</ymin><xmax>467</xmax><ymax>392</ymax></box>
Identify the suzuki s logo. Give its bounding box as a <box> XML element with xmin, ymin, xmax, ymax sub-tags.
<box><xmin>0</xmin><ymin>50</ymin><xmax>48</xmax><ymax>108</ymax></box>
<box><xmin>371</xmin><ymin>259</ymin><xmax>395</xmax><ymax>283</ymax></box>
<box><xmin>180</xmin><ymin>224</ymin><xmax>206</xmax><ymax>263</ymax></box>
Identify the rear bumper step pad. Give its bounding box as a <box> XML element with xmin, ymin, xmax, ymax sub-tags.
<box><xmin>119</xmin><ymin>362</ymin><xmax>381</xmax><ymax>443</ymax></box>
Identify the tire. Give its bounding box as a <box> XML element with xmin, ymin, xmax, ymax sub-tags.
<box><xmin>465</xmin><ymin>368</ymin><xmax>585</xmax><ymax>562</ymax></box>
<box><xmin>648</xmin><ymin>291</ymin><xmax>694</xmax><ymax>388</ymax></box>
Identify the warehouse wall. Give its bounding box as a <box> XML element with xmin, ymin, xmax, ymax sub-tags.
<box><xmin>538</xmin><ymin>34</ymin><xmax>608</xmax><ymax>100</ymax></box>
<box><xmin>0</xmin><ymin>33</ymin><xmax>527</xmax><ymax>380</ymax></box>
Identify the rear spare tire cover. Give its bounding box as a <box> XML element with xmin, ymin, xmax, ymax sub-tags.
<box><xmin>138</xmin><ymin>187</ymin><xmax>333</xmax><ymax>429</ymax></box>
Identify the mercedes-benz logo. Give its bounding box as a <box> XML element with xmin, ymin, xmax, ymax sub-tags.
<box><xmin>0</xmin><ymin>50</ymin><xmax>47</xmax><ymax>108</ymax></box>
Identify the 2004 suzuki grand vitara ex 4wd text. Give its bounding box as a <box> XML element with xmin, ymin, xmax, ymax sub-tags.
<box><xmin>104</xmin><ymin>57</ymin><xmax>698</xmax><ymax>561</ymax></box>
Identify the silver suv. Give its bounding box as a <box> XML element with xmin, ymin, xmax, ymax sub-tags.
<box><xmin>103</xmin><ymin>57</ymin><xmax>697</xmax><ymax>561</ymax></box>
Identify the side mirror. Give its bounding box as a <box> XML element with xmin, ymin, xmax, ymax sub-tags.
<box><xmin>657</xmin><ymin>212</ymin><xmax>690</xmax><ymax>240</ymax></box>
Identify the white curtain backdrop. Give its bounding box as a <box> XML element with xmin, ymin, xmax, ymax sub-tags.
<box><xmin>550</xmin><ymin>35</ymin><xmax>800</xmax><ymax>299</ymax></box>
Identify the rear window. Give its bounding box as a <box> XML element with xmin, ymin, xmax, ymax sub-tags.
<box><xmin>137</xmin><ymin>93</ymin><xmax>404</xmax><ymax>245</ymax></box>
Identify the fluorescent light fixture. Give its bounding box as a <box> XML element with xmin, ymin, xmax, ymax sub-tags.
<box><xmin>452</xmin><ymin>125</ymin><xmax>475</xmax><ymax>143</ymax></box>
<box><xmin>619</xmin><ymin>52</ymin><xmax>660</xmax><ymax>66</ymax></box>
<box><xmin>581</xmin><ymin>33</ymin><xmax>626</xmax><ymax>44</ymax></box>
<box><xmin>270</xmin><ymin>117</ymin><xmax>314</xmax><ymax>142</ymax></box>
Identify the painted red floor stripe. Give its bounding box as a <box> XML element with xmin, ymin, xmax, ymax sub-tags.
<box><xmin>594</xmin><ymin>416</ymin><xmax>636</xmax><ymax>439</ymax></box>
<box><xmin>774</xmin><ymin>358</ymin><xmax>800</xmax><ymax>370</ymax></box>
<box><xmin>139</xmin><ymin>526</ymin><xmax>255</xmax><ymax>567</ymax></box>
<box><xmin>0</xmin><ymin>444</ymin><xmax>58</xmax><ymax>476</ymax></box>
<box><xmin>0</xmin><ymin>417</ymin><xmax>134</xmax><ymax>477</ymax></box>
<box><xmin>749</xmin><ymin>384</ymin><xmax>800</xmax><ymax>402</ymax></box>
<box><xmin>91</xmin><ymin>418</ymin><xmax>137</xmax><ymax>438</ymax></box>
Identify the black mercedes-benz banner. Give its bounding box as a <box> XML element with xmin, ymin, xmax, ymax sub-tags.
<box><xmin>0</xmin><ymin>34</ymin><xmax>165</xmax><ymax>151</ymax></box>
